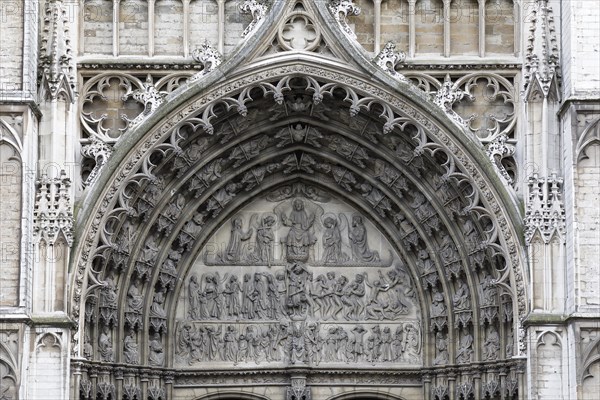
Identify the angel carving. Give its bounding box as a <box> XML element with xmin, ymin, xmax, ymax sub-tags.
<box><xmin>321</xmin><ymin>213</ymin><xmax>349</xmax><ymax>264</ymax></box>
<box><xmin>248</xmin><ymin>213</ymin><xmax>278</xmax><ymax>266</ymax></box>
<box><xmin>219</xmin><ymin>216</ymin><xmax>253</xmax><ymax>263</ymax></box>
<box><xmin>346</xmin><ymin>214</ymin><xmax>380</xmax><ymax>263</ymax></box>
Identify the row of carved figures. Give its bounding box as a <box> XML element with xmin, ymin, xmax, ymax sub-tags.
<box><xmin>187</xmin><ymin>265</ymin><xmax>416</xmax><ymax>322</ymax></box>
<box><xmin>433</xmin><ymin>325</ymin><xmax>510</xmax><ymax>366</ymax></box>
<box><xmin>176</xmin><ymin>321</ymin><xmax>421</xmax><ymax>366</ymax></box>
<box><xmin>214</xmin><ymin>205</ymin><xmax>381</xmax><ymax>265</ymax></box>
<box><xmin>88</xmin><ymin>321</ymin><xmax>509</xmax><ymax>366</ymax></box>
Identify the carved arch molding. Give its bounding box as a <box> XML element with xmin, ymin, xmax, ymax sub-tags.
<box><xmin>71</xmin><ymin>60</ymin><xmax>527</xmax><ymax>400</ymax></box>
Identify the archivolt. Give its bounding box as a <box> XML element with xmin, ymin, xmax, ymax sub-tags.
<box><xmin>70</xmin><ymin>58</ymin><xmax>527</xmax><ymax>380</ymax></box>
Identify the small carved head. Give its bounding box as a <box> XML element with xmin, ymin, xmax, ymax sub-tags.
<box><xmin>293</xmin><ymin>199</ymin><xmax>304</xmax><ymax>211</ymax></box>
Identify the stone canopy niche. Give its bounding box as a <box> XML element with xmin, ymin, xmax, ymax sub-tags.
<box><xmin>175</xmin><ymin>189</ymin><xmax>422</xmax><ymax>369</ymax></box>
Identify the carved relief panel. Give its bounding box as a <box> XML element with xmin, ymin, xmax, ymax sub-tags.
<box><xmin>175</xmin><ymin>192</ymin><xmax>422</xmax><ymax>368</ymax></box>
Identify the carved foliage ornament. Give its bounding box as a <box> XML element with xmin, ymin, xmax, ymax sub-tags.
<box><xmin>239</xmin><ymin>0</ymin><xmax>269</xmax><ymax>37</ymax></box>
<box><xmin>328</xmin><ymin>0</ymin><xmax>361</xmax><ymax>40</ymax></box>
<box><xmin>373</xmin><ymin>42</ymin><xmax>407</xmax><ymax>82</ymax></box>
<box><xmin>190</xmin><ymin>43</ymin><xmax>223</xmax><ymax>81</ymax></box>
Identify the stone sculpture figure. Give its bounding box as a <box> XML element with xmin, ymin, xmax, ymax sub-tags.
<box><xmin>181</xmin><ymin>213</ymin><xmax>205</xmax><ymax>242</ymax></box>
<box><xmin>483</xmin><ymin>326</ymin><xmax>500</xmax><ymax>361</ymax></box>
<box><xmin>223</xmin><ymin>326</ymin><xmax>238</xmax><ymax>362</ymax></box>
<box><xmin>286</xmin><ymin>262</ymin><xmax>311</xmax><ymax>319</ymax></box>
<box><xmin>172</xmin><ymin>137</ymin><xmax>208</xmax><ymax>176</ymax></box>
<box><xmin>351</xmin><ymin>325</ymin><xmax>367</xmax><ymax>361</ymax></box>
<box><xmin>331</xmin><ymin>275</ymin><xmax>348</xmax><ymax>319</ymax></box>
<box><xmin>430</xmin><ymin>289</ymin><xmax>447</xmax><ymax>317</ymax></box>
<box><xmin>433</xmin><ymin>332</ymin><xmax>449</xmax><ymax>365</ymax></box>
<box><xmin>343</xmin><ymin>274</ymin><xmax>367</xmax><ymax>320</ymax></box>
<box><xmin>123</xmin><ymin>331</ymin><xmax>139</xmax><ymax>364</ymax></box>
<box><xmin>205</xmin><ymin>325</ymin><xmax>222</xmax><ymax>361</ymax></box>
<box><xmin>221</xmin><ymin>217</ymin><xmax>253</xmax><ymax>262</ymax></box>
<box><xmin>380</xmin><ymin>326</ymin><xmax>394</xmax><ymax>361</ymax></box>
<box><xmin>365</xmin><ymin>277</ymin><xmax>395</xmax><ymax>320</ymax></box>
<box><xmin>456</xmin><ymin>330</ymin><xmax>474</xmax><ymax>364</ymax></box>
<box><xmin>252</xmin><ymin>273</ymin><xmax>269</xmax><ymax>319</ymax></box>
<box><xmin>157</xmin><ymin>194</ymin><xmax>185</xmax><ymax>233</ymax></box>
<box><xmin>321</xmin><ymin>215</ymin><xmax>348</xmax><ymax>263</ymax></box>
<box><xmin>304</xmin><ymin>322</ymin><xmax>321</xmax><ymax>365</ymax></box>
<box><xmin>481</xmin><ymin>272</ymin><xmax>498</xmax><ymax>306</ymax></box>
<box><xmin>453</xmin><ymin>280</ymin><xmax>471</xmax><ymax>310</ymax></box>
<box><xmin>223</xmin><ymin>275</ymin><xmax>242</xmax><ymax>317</ymax></box>
<box><xmin>402</xmin><ymin>323</ymin><xmax>421</xmax><ymax>362</ymax></box>
<box><xmin>83</xmin><ymin>332</ymin><xmax>93</xmax><ymax>360</ymax></box>
<box><xmin>188</xmin><ymin>274</ymin><xmax>206</xmax><ymax>319</ymax></box>
<box><xmin>99</xmin><ymin>274</ymin><xmax>118</xmax><ymax>309</ymax></box>
<box><xmin>139</xmin><ymin>234</ymin><xmax>159</xmax><ymax>264</ymax></box>
<box><xmin>150</xmin><ymin>290</ymin><xmax>167</xmax><ymax>318</ymax></box>
<box><xmin>290</xmin><ymin>324</ymin><xmax>306</xmax><ymax>364</ymax></box>
<box><xmin>98</xmin><ymin>326</ymin><xmax>114</xmax><ymax>362</ymax></box>
<box><xmin>203</xmin><ymin>273</ymin><xmax>227</xmax><ymax>318</ymax></box>
<box><xmin>392</xmin><ymin>326</ymin><xmax>403</xmax><ymax>360</ymax></box>
<box><xmin>177</xmin><ymin>322</ymin><xmax>194</xmax><ymax>359</ymax></box>
<box><xmin>251</xmin><ymin>214</ymin><xmax>276</xmax><ymax>265</ymax></box>
<box><xmin>280</xmin><ymin>199</ymin><xmax>317</xmax><ymax>262</ymax></box>
<box><xmin>348</xmin><ymin>214</ymin><xmax>380</xmax><ymax>262</ymax></box>
<box><xmin>439</xmin><ymin>231</ymin><xmax>458</xmax><ymax>265</ymax></box>
<box><xmin>241</xmin><ymin>273</ymin><xmax>255</xmax><ymax>319</ymax></box>
<box><xmin>126</xmin><ymin>279</ymin><xmax>144</xmax><ymax>313</ymax></box>
<box><xmin>275</xmin><ymin>272</ymin><xmax>288</xmax><ymax>318</ymax></box>
<box><xmin>148</xmin><ymin>333</ymin><xmax>165</xmax><ymax>366</ymax></box>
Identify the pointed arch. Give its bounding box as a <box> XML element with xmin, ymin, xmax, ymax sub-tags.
<box><xmin>68</xmin><ymin>5</ymin><xmax>528</xmax><ymax>394</ymax></box>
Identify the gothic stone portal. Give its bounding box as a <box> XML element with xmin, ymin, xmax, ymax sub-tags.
<box><xmin>175</xmin><ymin>193</ymin><xmax>422</xmax><ymax>369</ymax></box>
